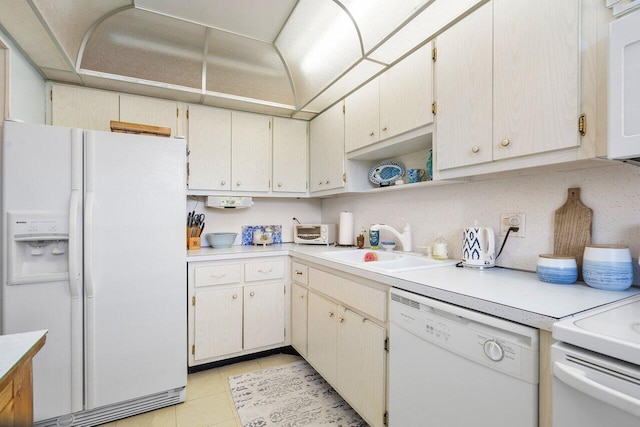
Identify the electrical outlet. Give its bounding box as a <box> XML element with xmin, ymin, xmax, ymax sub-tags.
<box><xmin>500</xmin><ymin>213</ymin><xmax>526</xmax><ymax>237</ymax></box>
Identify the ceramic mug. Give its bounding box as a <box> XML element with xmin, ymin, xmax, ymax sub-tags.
<box><xmin>407</xmin><ymin>168</ymin><xmax>425</xmax><ymax>183</ymax></box>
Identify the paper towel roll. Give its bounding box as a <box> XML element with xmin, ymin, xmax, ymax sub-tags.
<box><xmin>339</xmin><ymin>211</ymin><xmax>355</xmax><ymax>245</ymax></box>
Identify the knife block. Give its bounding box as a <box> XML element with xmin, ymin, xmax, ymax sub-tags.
<box><xmin>187</xmin><ymin>227</ymin><xmax>201</xmax><ymax>250</ymax></box>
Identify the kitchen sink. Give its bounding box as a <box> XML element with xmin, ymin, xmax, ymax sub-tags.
<box><xmin>318</xmin><ymin>249</ymin><xmax>457</xmax><ymax>273</ymax></box>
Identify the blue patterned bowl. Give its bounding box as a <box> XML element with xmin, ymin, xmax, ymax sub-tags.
<box><xmin>536</xmin><ymin>255</ymin><xmax>577</xmax><ymax>285</ymax></box>
<box><xmin>582</xmin><ymin>245</ymin><xmax>633</xmax><ymax>291</ymax></box>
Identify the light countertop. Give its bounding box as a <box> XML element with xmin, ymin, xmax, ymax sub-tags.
<box><xmin>0</xmin><ymin>329</ymin><xmax>47</xmax><ymax>380</ymax></box>
<box><xmin>186</xmin><ymin>244</ymin><xmax>640</xmax><ymax>330</ymax></box>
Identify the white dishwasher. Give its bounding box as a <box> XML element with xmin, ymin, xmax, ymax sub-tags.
<box><xmin>389</xmin><ymin>288</ymin><xmax>539</xmax><ymax>427</ymax></box>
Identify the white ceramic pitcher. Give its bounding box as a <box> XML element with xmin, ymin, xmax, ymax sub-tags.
<box><xmin>462</xmin><ymin>226</ymin><xmax>496</xmax><ymax>268</ymax></box>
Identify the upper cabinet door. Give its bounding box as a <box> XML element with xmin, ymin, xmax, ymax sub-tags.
<box><xmin>272</xmin><ymin>117</ymin><xmax>308</xmax><ymax>193</ymax></box>
<box><xmin>120</xmin><ymin>95</ymin><xmax>179</xmax><ymax>137</ymax></box>
<box><xmin>51</xmin><ymin>85</ymin><xmax>119</xmax><ymax>131</ymax></box>
<box><xmin>436</xmin><ymin>3</ymin><xmax>493</xmax><ymax>170</ymax></box>
<box><xmin>309</xmin><ymin>102</ymin><xmax>345</xmax><ymax>193</ymax></box>
<box><xmin>187</xmin><ymin>105</ymin><xmax>231</xmax><ymax>191</ymax></box>
<box><xmin>231</xmin><ymin>111</ymin><xmax>272</xmax><ymax>192</ymax></box>
<box><xmin>345</xmin><ymin>78</ymin><xmax>380</xmax><ymax>153</ymax></box>
<box><xmin>493</xmin><ymin>0</ymin><xmax>580</xmax><ymax>160</ymax></box>
<box><xmin>380</xmin><ymin>43</ymin><xmax>434</xmax><ymax>139</ymax></box>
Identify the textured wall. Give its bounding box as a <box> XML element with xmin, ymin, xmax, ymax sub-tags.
<box><xmin>321</xmin><ymin>162</ymin><xmax>640</xmax><ymax>272</ymax></box>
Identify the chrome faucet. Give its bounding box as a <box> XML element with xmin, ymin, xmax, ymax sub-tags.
<box><xmin>370</xmin><ymin>219</ymin><xmax>412</xmax><ymax>252</ymax></box>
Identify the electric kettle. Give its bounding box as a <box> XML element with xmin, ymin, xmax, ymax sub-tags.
<box><xmin>462</xmin><ymin>226</ymin><xmax>496</xmax><ymax>268</ymax></box>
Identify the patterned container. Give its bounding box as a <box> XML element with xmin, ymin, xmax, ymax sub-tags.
<box><xmin>536</xmin><ymin>255</ymin><xmax>578</xmax><ymax>285</ymax></box>
<box><xmin>582</xmin><ymin>244</ymin><xmax>633</xmax><ymax>291</ymax></box>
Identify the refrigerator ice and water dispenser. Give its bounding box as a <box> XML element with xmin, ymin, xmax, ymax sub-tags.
<box><xmin>7</xmin><ymin>212</ymin><xmax>69</xmax><ymax>285</ymax></box>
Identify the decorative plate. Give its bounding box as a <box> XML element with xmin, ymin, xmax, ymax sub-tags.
<box><xmin>368</xmin><ymin>161</ymin><xmax>405</xmax><ymax>185</ymax></box>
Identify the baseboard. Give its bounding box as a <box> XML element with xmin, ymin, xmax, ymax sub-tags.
<box><xmin>187</xmin><ymin>345</ymin><xmax>299</xmax><ymax>374</ymax></box>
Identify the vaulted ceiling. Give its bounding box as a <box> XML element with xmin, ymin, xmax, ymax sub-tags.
<box><xmin>0</xmin><ymin>0</ymin><xmax>447</xmax><ymax>118</ymax></box>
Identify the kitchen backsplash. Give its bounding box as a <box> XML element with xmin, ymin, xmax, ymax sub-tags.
<box><xmin>321</xmin><ymin>162</ymin><xmax>640</xmax><ymax>273</ymax></box>
<box><xmin>187</xmin><ymin>197</ymin><xmax>321</xmax><ymax>246</ymax></box>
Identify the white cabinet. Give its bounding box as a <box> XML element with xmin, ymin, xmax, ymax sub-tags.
<box><xmin>436</xmin><ymin>0</ymin><xmax>581</xmax><ymax>173</ymax></box>
<box><xmin>379</xmin><ymin>43</ymin><xmax>434</xmax><ymax>140</ymax></box>
<box><xmin>291</xmin><ymin>261</ymin><xmax>309</xmax><ymax>357</ymax></box>
<box><xmin>50</xmin><ymin>84</ymin><xmax>119</xmax><ymax>131</ymax></box>
<box><xmin>49</xmin><ymin>84</ymin><xmax>182</xmax><ymax>136</ymax></box>
<box><xmin>272</xmin><ymin>117</ymin><xmax>308</xmax><ymax>193</ymax></box>
<box><xmin>306</xmin><ymin>266</ymin><xmax>388</xmax><ymax>427</ymax></box>
<box><xmin>243</xmin><ymin>282</ymin><xmax>285</xmax><ymax>349</ymax></box>
<box><xmin>187</xmin><ymin>257</ymin><xmax>289</xmax><ymax>367</ymax></box>
<box><xmin>120</xmin><ymin>94</ymin><xmax>180</xmax><ymax>137</ymax></box>
<box><xmin>345</xmin><ymin>44</ymin><xmax>434</xmax><ymax>154</ymax></box>
<box><xmin>345</xmin><ymin>79</ymin><xmax>380</xmax><ymax>153</ymax></box>
<box><xmin>187</xmin><ymin>105</ymin><xmax>231</xmax><ymax>191</ymax></box>
<box><xmin>231</xmin><ymin>111</ymin><xmax>272</xmax><ymax>192</ymax></box>
<box><xmin>309</xmin><ymin>102</ymin><xmax>345</xmax><ymax>193</ymax></box>
<box><xmin>291</xmin><ymin>282</ymin><xmax>308</xmax><ymax>358</ymax></box>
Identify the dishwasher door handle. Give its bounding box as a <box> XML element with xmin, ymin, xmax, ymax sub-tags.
<box><xmin>554</xmin><ymin>361</ymin><xmax>640</xmax><ymax>418</ymax></box>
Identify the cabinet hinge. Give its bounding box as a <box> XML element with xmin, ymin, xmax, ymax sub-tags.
<box><xmin>176</xmin><ymin>107</ymin><xmax>179</xmax><ymax>118</ymax></box>
<box><xmin>432</xmin><ymin>102</ymin><xmax>437</xmax><ymax>115</ymax></box>
<box><xmin>579</xmin><ymin>113</ymin><xmax>587</xmax><ymax>137</ymax></box>
<box><xmin>192</xmin><ymin>296</ymin><xmax>195</xmax><ymax>306</ymax></box>
<box><xmin>383</xmin><ymin>411</ymin><xmax>389</xmax><ymax>426</ymax></box>
<box><xmin>191</xmin><ymin>345</ymin><xmax>195</xmax><ymax>355</ymax></box>
<box><xmin>342</xmin><ymin>104</ymin><xmax>345</xmax><ymax>114</ymax></box>
<box><xmin>432</xmin><ymin>47</ymin><xmax>437</xmax><ymax>62</ymax></box>
<box><xmin>50</xmin><ymin>90</ymin><xmax>53</xmax><ymax>101</ymax></box>
<box><xmin>343</xmin><ymin>173</ymin><xmax>346</xmax><ymax>183</ymax></box>
<box><xmin>269</xmin><ymin>121</ymin><xmax>272</xmax><ymax>130</ymax></box>
<box><xmin>186</xmin><ymin>108</ymin><xmax>189</xmax><ymax>120</ymax></box>
<box><xmin>384</xmin><ymin>337</ymin><xmax>389</xmax><ymax>352</ymax></box>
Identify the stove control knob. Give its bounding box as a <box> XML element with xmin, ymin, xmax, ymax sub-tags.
<box><xmin>483</xmin><ymin>340</ymin><xmax>504</xmax><ymax>362</ymax></box>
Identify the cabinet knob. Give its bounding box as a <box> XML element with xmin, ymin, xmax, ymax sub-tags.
<box><xmin>250</xmin><ymin>291</ymin><xmax>255</xmax><ymax>297</ymax></box>
<box><xmin>318</xmin><ymin>181</ymin><xmax>323</xmax><ymax>185</ymax></box>
<box><xmin>472</xmin><ymin>146</ymin><xmax>480</xmax><ymax>153</ymax></box>
<box><xmin>382</xmin><ymin>126</ymin><xmax>388</xmax><ymax>132</ymax></box>
<box><xmin>232</xmin><ymin>294</ymin><xmax>237</xmax><ymax>299</ymax></box>
<box><xmin>325</xmin><ymin>180</ymin><xmax>330</xmax><ymax>184</ymax></box>
<box><xmin>277</xmin><ymin>182</ymin><xmax>282</xmax><ymax>187</ymax></box>
<box><xmin>369</xmin><ymin>131</ymin><xmax>374</xmax><ymax>136</ymax></box>
<box><xmin>236</xmin><ymin>181</ymin><xmax>241</xmax><ymax>186</ymax></box>
<box><xmin>500</xmin><ymin>138</ymin><xmax>510</xmax><ymax>147</ymax></box>
<box><xmin>329</xmin><ymin>311</ymin><xmax>334</xmax><ymax>318</ymax></box>
<box><xmin>300</xmin><ymin>295</ymin><xmax>305</xmax><ymax>299</ymax></box>
<box><xmin>221</xmin><ymin>180</ymin><xmax>226</xmax><ymax>186</ymax></box>
<box><xmin>338</xmin><ymin>317</ymin><xmax>345</xmax><ymax>323</ymax></box>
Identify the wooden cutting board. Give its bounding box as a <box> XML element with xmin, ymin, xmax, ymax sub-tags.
<box><xmin>554</xmin><ymin>188</ymin><xmax>592</xmax><ymax>280</ymax></box>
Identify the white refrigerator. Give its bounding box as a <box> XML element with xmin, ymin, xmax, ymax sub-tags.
<box><xmin>1</xmin><ymin>120</ymin><xmax>187</xmax><ymax>426</ymax></box>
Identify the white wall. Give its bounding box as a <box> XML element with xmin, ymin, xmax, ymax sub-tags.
<box><xmin>187</xmin><ymin>197</ymin><xmax>322</xmax><ymax>246</ymax></box>
<box><xmin>321</xmin><ymin>162</ymin><xmax>640</xmax><ymax>272</ymax></box>
<box><xmin>0</xmin><ymin>29</ymin><xmax>45</xmax><ymax>123</ymax></box>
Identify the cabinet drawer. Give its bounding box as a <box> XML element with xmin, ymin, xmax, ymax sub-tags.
<box><xmin>309</xmin><ymin>268</ymin><xmax>387</xmax><ymax>322</ymax></box>
<box><xmin>292</xmin><ymin>262</ymin><xmax>308</xmax><ymax>285</ymax></box>
<box><xmin>194</xmin><ymin>264</ymin><xmax>241</xmax><ymax>287</ymax></box>
<box><xmin>245</xmin><ymin>260</ymin><xmax>285</xmax><ymax>282</ymax></box>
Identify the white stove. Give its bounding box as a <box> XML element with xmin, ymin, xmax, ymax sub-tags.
<box><xmin>551</xmin><ymin>294</ymin><xmax>640</xmax><ymax>426</ymax></box>
<box><xmin>553</xmin><ymin>295</ymin><xmax>640</xmax><ymax>365</ymax></box>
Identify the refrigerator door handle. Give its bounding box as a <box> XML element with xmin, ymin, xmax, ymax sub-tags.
<box><xmin>84</xmin><ymin>190</ymin><xmax>95</xmax><ymax>299</ymax></box>
<box><xmin>554</xmin><ymin>360</ymin><xmax>640</xmax><ymax>418</ymax></box>
<box><xmin>68</xmin><ymin>189</ymin><xmax>81</xmax><ymax>298</ymax></box>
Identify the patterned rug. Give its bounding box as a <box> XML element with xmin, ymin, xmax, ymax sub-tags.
<box><xmin>229</xmin><ymin>360</ymin><xmax>368</xmax><ymax>427</ymax></box>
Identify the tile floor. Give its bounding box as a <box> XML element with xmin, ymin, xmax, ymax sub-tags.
<box><xmin>98</xmin><ymin>353</ymin><xmax>302</xmax><ymax>427</ymax></box>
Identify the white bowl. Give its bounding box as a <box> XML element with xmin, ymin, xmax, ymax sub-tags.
<box><xmin>582</xmin><ymin>245</ymin><xmax>633</xmax><ymax>291</ymax></box>
<box><xmin>205</xmin><ymin>232</ymin><xmax>237</xmax><ymax>248</ymax></box>
<box><xmin>536</xmin><ymin>255</ymin><xmax>577</xmax><ymax>285</ymax></box>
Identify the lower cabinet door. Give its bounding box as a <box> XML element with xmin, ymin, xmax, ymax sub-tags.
<box><xmin>194</xmin><ymin>287</ymin><xmax>243</xmax><ymax>360</ymax></box>
<box><xmin>291</xmin><ymin>283</ymin><xmax>308</xmax><ymax>357</ymax></box>
<box><xmin>307</xmin><ymin>292</ymin><xmax>337</xmax><ymax>385</ymax></box>
<box><xmin>243</xmin><ymin>282</ymin><xmax>285</xmax><ymax>350</ymax></box>
<box><xmin>337</xmin><ymin>307</ymin><xmax>387</xmax><ymax>427</ymax></box>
